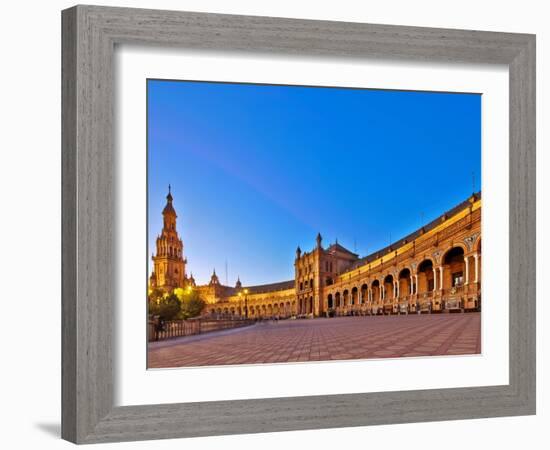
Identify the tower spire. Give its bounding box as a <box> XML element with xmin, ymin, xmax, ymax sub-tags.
<box><xmin>150</xmin><ymin>187</ymin><xmax>186</xmax><ymax>293</ymax></box>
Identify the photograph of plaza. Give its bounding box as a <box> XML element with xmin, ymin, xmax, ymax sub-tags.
<box><xmin>147</xmin><ymin>80</ymin><xmax>482</xmax><ymax>369</ymax></box>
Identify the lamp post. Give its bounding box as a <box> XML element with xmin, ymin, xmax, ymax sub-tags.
<box><xmin>239</xmin><ymin>289</ymin><xmax>249</xmax><ymax>319</ymax></box>
<box><xmin>243</xmin><ymin>289</ymin><xmax>249</xmax><ymax>319</ymax></box>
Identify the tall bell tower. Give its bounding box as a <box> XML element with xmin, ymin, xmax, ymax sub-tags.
<box><xmin>149</xmin><ymin>185</ymin><xmax>187</xmax><ymax>293</ymax></box>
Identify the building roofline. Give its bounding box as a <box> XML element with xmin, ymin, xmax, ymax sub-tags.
<box><xmin>342</xmin><ymin>191</ymin><xmax>481</xmax><ymax>274</ymax></box>
<box><xmin>196</xmin><ymin>192</ymin><xmax>480</xmax><ymax>294</ymax></box>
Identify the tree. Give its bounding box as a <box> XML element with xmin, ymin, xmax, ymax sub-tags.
<box><xmin>148</xmin><ymin>292</ymin><xmax>181</xmax><ymax>321</ymax></box>
<box><xmin>174</xmin><ymin>288</ymin><xmax>205</xmax><ymax>319</ymax></box>
<box><xmin>148</xmin><ymin>287</ymin><xmax>164</xmax><ymax>303</ymax></box>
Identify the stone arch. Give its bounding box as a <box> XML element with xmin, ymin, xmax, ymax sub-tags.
<box><xmin>398</xmin><ymin>267</ymin><xmax>411</xmax><ymax>298</ymax></box>
<box><xmin>442</xmin><ymin>246</ymin><xmax>466</xmax><ymax>289</ymax></box>
<box><xmin>370</xmin><ymin>280</ymin><xmax>380</xmax><ymax>303</ymax></box>
<box><xmin>335</xmin><ymin>291</ymin><xmax>341</xmax><ymax>308</ymax></box>
<box><xmin>360</xmin><ymin>283</ymin><xmax>369</xmax><ymax>304</ymax></box>
<box><xmin>417</xmin><ymin>258</ymin><xmax>435</xmax><ymax>293</ymax></box>
<box><xmin>351</xmin><ymin>286</ymin><xmax>358</xmax><ymax>305</ymax></box>
<box><xmin>343</xmin><ymin>289</ymin><xmax>350</xmax><ymax>307</ymax></box>
<box><xmin>442</xmin><ymin>242</ymin><xmax>468</xmax><ymax>258</ymax></box>
<box><xmin>416</xmin><ymin>256</ymin><xmax>435</xmax><ymax>270</ymax></box>
<box><xmin>475</xmin><ymin>238</ymin><xmax>482</xmax><ymax>284</ymax></box>
<box><xmin>327</xmin><ymin>293</ymin><xmax>334</xmax><ymax>309</ymax></box>
<box><xmin>383</xmin><ymin>274</ymin><xmax>394</xmax><ymax>300</ymax></box>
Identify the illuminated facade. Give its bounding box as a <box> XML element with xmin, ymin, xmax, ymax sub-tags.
<box><xmin>148</xmin><ymin>186</ymin><xmax>188</xmax><ymax>292</ymax></box>
<box><xmin>149</xmin><ymin>188</ymin><xmax>482</xmax><ymax>317</ymax></box>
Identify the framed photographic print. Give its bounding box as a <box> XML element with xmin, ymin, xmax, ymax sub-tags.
<box><xmin>62</xmin><ymin>5</ymin><xmax>536</xmax><ymax>444</ymax></box>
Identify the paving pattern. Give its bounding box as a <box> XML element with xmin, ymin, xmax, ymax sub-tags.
<box><xmin>148</xmin><ymin>313</ymin><xmax>481</xmax><ymax>368</ymax></box>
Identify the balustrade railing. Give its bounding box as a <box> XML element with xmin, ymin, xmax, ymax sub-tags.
<box><xmin>148</xmin><ymin>317</ymin><xmax>254</xmax><ymax>342</ymax></box>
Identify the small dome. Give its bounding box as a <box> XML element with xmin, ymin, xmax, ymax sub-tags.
<box><xmin>162</xmin><ymin>185</ymin><xmax>177</xmax><ymax>216</ymax></box>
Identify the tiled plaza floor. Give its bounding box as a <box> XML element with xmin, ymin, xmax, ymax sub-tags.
<box><xmin>148</xmin><ymin>312</ymin><xmax>481</xmax><ymax>368</ymax></box>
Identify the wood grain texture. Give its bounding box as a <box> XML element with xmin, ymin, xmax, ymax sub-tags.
<box><xmin>61</xmin><ymin>4</ymin><xmax>536</xmax><ymax>444</ymax></box>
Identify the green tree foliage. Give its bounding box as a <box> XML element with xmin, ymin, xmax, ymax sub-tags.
<box><xmin>174</xmin><ymin>288</ymin><xmax>206</xmax><ymax>319</ymax></box>
<box><xmin>148</xmin><ymin>287</ymin><xmax>164</xmax><ymax>303</ymax></box>
<box><xmin>148</xmin><ymin>292</ymin><xmax>181</xmax><ymax>321</ymax></box>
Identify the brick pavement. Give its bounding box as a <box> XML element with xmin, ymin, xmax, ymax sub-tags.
<box><xmin>148</xmin><ymin>312</ymin><xmax>481</xmax><ymax>368</ymax></box>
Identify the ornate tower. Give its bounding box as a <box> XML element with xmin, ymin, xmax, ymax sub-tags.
<box><xmin>149</xmin><ymin>186</ymin><xmax>187</xmax><ymax>293</ymax></box>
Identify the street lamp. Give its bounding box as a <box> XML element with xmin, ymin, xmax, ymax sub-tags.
<box><xmin>244</xmin><ymin>289</ymin><xmax>249</xmax><ymax>319</ymax></box>
<box><xmin>238</xmin><ymin>291</ymin><xmax>242</xmax><ymax>318</ymax></box>
<box><xmin>239</xmin><ymin>288</ymin><xmax>249</xmax><ymax>319</ymax></box>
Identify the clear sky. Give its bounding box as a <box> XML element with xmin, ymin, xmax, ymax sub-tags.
<box><xmin>148</xmin><ymin>79</ymin><xmax>481</xmax><ymax>287</ymax></box>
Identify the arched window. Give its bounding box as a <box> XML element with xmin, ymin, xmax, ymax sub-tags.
<box><xmin>443</xmin><ymin>247</ymin><xmax>465</xmax><ymax>287</ymax></box>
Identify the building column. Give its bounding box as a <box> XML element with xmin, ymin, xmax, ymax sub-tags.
<box><xmin>415</xmin><ymin>274</ymin><xmax>419</xmax><ymax>294</ymax></box>
<box><xmin>464</xmin><ymin>256</ymin><xmax>470</xmax><ymax>285</ymax></box>
<box><xmin>396</xmin><ymin>280</ymin><xmax>400</xmax><ymax>298</ymax></box>
<box><xmin>474</xmin><ymin>253</ymin><xmax>479</xmax><ymax>283</ymax></box>
<box><xmin>432</xmin><ymin>267</ymin><xmax>437</xmax><ymax>291</ymax></box>
<box><xmin>410</xmin><ymin>275</ymin><xmax>414</xmax><ymax>295</ymax></box>
<box><xmin>439</xmin><ymin>266</ymin><xmax>444</xmax><ymax>291</ymax></box>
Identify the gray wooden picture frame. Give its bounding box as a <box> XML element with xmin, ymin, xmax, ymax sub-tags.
<box><xmin>61</xmin><ymin>4</ymin><xmax>536</xmax><ymax>444</ymax></box>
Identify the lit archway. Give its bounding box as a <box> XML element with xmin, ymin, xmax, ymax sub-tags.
<box><xmin>383</xmin><ymin>274</ymin><xmax>394</xmax><ymax>300</ymax></box>
<box><xmin>442</xmin><ymin>246</ymin><xmax>466</xmax><ymax>290</ymax></box>
<box><xmin>398</xmin><ymin>268</ymin><xmax>411</xmax><ymax>298</ymax></box>
<box><xmin>371</xmin><ymin>280</ymin><xmax>380</xmax><ymax>303</ymax></box>
<box><xmin>417</xmin><ymin>259</ymin><xmax>435</xmax><ymax>293</ymax></box>
<box><xmin>361</xmin><ymin>284</ymin><xmax>368</xmax><ymax>304</ymax></box>
<box><xmin>351</xmin><ymin>287</ymin><xmax>358</xmax><ymax>305</ymax></box>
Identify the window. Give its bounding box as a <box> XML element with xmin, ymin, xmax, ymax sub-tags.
<box><xmin>452</xmin><ymin>272</ymin><xmax>464</xmax><ymax>287</ymax></box>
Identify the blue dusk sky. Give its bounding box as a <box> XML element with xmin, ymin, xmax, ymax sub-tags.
<box><xmin>148</xmin><ymin>80</ymin><xmax>481</xmax><ymax>287</ymax></box>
